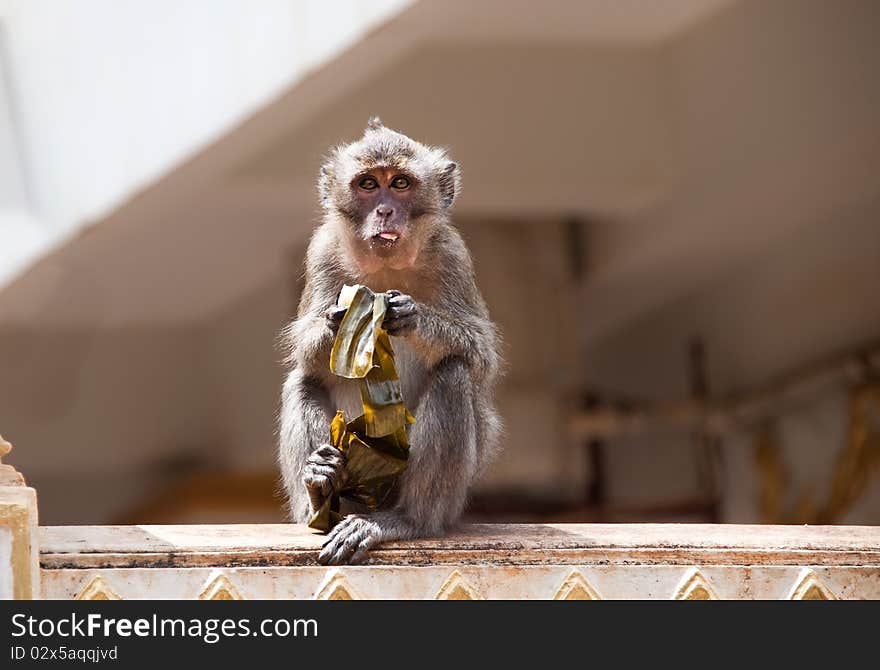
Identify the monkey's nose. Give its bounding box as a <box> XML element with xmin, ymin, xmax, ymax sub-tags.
<box><xmin>376</xmin><ymin>204</ymin><xmax>394</xmax><ymax>219</ymax></box>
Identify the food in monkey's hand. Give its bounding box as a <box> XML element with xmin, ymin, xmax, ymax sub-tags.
<box><xmin>307</xmin><ymin>284</ymin><xmax>415</xmax><ymax>533</ymax></box>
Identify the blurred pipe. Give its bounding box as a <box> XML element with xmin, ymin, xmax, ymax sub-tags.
<box><xmin>571</xmin><ymin>342</ymin><xmax>880</xmax><ymax>440</ymax></box>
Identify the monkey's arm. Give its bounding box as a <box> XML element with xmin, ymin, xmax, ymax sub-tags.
<box><xmin>419</xmin><ymin>306</ymin><xmax>498</xmax><ymax>374</ymax></box>
<box><xmin>279</xmin><ymin>267</ymin><xmax>351</xmax><ymax>522</ymax></box>
<box><xmin>279</xmin><ymin>370</ymin><xmax>338</xmax><ymax>522</ymax></box>
<box><xmin>283</xmin><ymin>310</ymin><xmax>337</xmax><ymax>373</ymax></box>
<box><xmin>283</xmin><ymin>224</ymin><xmax>348</xmax><ymax>373</ymax></box>
<box><xmin>385</xmin><ymin>293</ymin><xmax>500</xmax><ymax>380</ymax></box>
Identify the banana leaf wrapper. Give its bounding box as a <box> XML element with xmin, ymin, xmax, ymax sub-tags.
<box><xmin>308</xmin><ymin>411</ymin><xmax>410</xmax><ymax>532</ymax></box>
<box><xmin>329</xmin><ymin>284</ymin><xmax>386</xmax><ymax>380</ymax></box>
<box><xmin>308</xmin><ymin>284</ymin><xmax>415</xmax><ymax>532</ymax></box>
<box><xmin>361</xmin><ymin>330</ymin><xmax>416</xmax><ymax>438</ymax></box>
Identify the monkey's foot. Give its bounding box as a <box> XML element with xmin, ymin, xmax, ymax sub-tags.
<box><xmin>318</xmin><ymin>514</ymin><xmax>383</xmax><ymax>565</ymax></box>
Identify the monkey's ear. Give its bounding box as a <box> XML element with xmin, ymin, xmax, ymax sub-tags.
<box><xmin>366</xmin><ymin>116</ymin><xmax>384</xmax><ymax>131</ymax></box>
<box><xmin>438</xmin><ymin>161</ymin><xmax>460</xmax><ymax>208</ymax></box>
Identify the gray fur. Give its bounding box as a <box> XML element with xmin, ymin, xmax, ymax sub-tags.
<box><xmin>278</xmin><ymin>120</ymin><xmax>502</xmax><ymax>565</ymax></box>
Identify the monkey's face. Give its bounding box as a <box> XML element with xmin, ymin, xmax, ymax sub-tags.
<box><xmin>349</xmin><ymin>167</ymin><xmax>421</xmax><ymax>265</ymax></box>
<box><xmin>320</xmin><ymin>120</ymin><xmax>461</xmax><ymax>272</ymax></box>
<box><xmin>332</xmin><ymin>159</ymin><xmax>435</xmax><ymax>273</ymax></box>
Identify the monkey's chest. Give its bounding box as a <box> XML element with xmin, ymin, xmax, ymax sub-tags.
<box><xmin>329</xmin><ymin>338</ymin><xmax>426</xmax><ymax>420</ymax></box>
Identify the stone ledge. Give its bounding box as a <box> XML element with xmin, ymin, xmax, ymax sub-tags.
<box><xmin>39</xmin><ymin>523</ymin><xmax>880</xmax><ymax>569</ymax></box>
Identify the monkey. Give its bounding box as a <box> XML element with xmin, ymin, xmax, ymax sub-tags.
<box><xmin>278</xmin><ymin>117</ymin><xmax>502</xmax><ymax>565</ymax></box>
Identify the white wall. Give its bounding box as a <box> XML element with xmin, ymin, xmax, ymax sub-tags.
<box><xmin>0</xmin><ymin>26</ymin><xmax>44</xmax><ymax>286</ymax></box>
<box><xmin>0</xmin><ymin>0</ymin><xmax>409</xmax><ymax>287</ymax></box>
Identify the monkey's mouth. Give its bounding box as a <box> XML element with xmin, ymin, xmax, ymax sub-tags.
<box><xmin>371</xmin><ymin>231</ymin><xmax>401</xmax><ymax>248</ymax></box>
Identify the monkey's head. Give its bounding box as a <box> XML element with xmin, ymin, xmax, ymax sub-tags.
<box><xmin>319</xmin><ymin>117</ymin><xmax>460</xmax><ymax>272</ymax></box>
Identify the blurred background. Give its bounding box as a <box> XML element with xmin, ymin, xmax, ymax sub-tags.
<box><xmin>0</xmin><ymin>0</ymin><xmax>878</xmax><ymax>527</ymax></box>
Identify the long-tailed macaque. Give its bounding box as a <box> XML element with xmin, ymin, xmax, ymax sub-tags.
<box><xmin>278</xmin><ymin>118</ymin><xmax>501</xmax><ymax>565</ymax></box>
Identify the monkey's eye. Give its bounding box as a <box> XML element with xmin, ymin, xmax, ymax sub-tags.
<box><xmin>390</xmin><ymin>175</ymin><xmax>410</xmax><ymax>190</ymax></box>
<box><xmin>358</xmin><ymin>176</ymin><xmax>379</xmax><ymax>190</ymax></box>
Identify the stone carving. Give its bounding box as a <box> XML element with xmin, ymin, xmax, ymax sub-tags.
<box><xmin>76</xmin><ymin>575</ymin><xmax>121</xmax><ymax>600</ymax></box>
<box><xmin>0</xmin><ymin>435</ymin><xmax>25</xmax><ymax>486</ymax></box>
<box><xmin>0</xmin><ymin>436</ymin><xmax>39</xmax><ymax>599</ymax></box>
<box><xmin>28</xmin><ymin>524</ymin><xmax>880</xmax><ymax>600</ymax></box>
<box><xmin>674</xmin><ymin>568</ymin><xmax>719</xmax><ymax>600</ymax></box>
<box><xmin>435</xmin><ymin>570</ymin><xmax>481</xmax><ymax>600</ymax></box>
<box><xmin>198</xmin><ymin>571</ymin><xmax>243</xmax><ymax>600</ymax></box>
<box><xmin>553</xmin><ymin>570</ymin><xmax>602</xmax><ymax>600</ymax></box>
<box><xmin>788</xmin><ymin>569</ymin><xmax>836</xmax><ymax>600</ymax></box>
<box><xmin>314</xmin><ymin>570</ymin><xmax>362</xmax><ymax>600</ymax></box>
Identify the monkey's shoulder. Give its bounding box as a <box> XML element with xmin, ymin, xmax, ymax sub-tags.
<box><xmin>304</xmin><ymin>223</ymin><xmax>348</xmax><ymax>278</ymax></box>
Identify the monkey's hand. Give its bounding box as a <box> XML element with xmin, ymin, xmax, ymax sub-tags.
<box><xmin>318</xmin><ymin>512</ymin><xmax>408</xmax><ymax>565</ymax></box>
<box><xmin>383</xmin><ymin>290</ymin><xmax>419</xmax><ymax>336</ymax></box>
<box><xmin>303</xmin><ymin>444</ymin><xmax>348</xmax><ymax>512</ymax></box>
<box><xmin>325</xmin><ymin>305</ymin><xmax>347</xmax><ymax>334</ymax></box>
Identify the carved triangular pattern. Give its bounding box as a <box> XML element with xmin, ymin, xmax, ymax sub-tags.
<box><xmin>315</xmin><ymin>571</ymin><xmax>362</xmax><ymax>600</ymax></box>
<box><xmin>788</xmin><ymin>569</ymin><xmax>836</xmax><ymax>600</ymax></box>
<box><xmin>198</xmin><ymin>571</ymin><xmax>243</xmax><ymax>600</ymax></box>
<box><xmin>553</xmin><ymin>570</ymin><xmax>602</xmax><ymax>600</ymax></box>
<box><xmin>435</xmin><ymin>570</ymin><xmax>482</xmax><ymax>600</ymax></box>
<box><xmin>75</xmin><ymin>576</ymin><xmax>121</xmax><ymax>600</ymax></box>
<box><xmin>674</xmin><ymin>569</ymin><xmax>719</xmax><ymax>600</ymax></box>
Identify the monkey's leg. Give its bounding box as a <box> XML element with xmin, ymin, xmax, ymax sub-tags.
<box><xmin>278</xmin><ymin>369</ymin><xmax>341</xmax><ymax>523</ymax></box>
<box><xmin>319</xmin><ymin>356</ymin><xmax>478</xmax><ymax>565</ymax></box>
